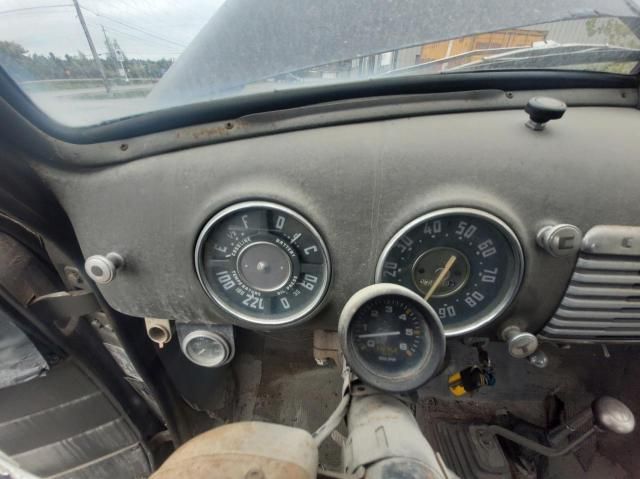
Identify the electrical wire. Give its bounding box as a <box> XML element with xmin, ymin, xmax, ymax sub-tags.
<box><xmin>312</xmin><ymin>393</ymin><xmax>351</xmax><ymax>446</ymax></box>
<box><xmin>85</xmin><ymin>19</ymin><xmax>182</xmax><ymax>54</ymax></box>
<box><xmin>80</xmin><ymin>5</ymin><xmax>186</xmax><ymax>48</ymax></box>
<box><xmin>0</xmin><ymin>4</ymin><xmax>72</xmax><ymax>16</ymax></box>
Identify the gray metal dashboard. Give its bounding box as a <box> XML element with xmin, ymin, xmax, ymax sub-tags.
<box><xmin>34</xmin><ymin>93</ymin><xmax>640</xmax><ymax>338</ymax></box>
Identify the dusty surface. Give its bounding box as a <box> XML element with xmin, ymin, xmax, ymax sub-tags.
<box><xmin>179</xmin><ymin>330</ymin><xmax>640</xmax><ymax>477</ymax></box>
<box><xmin>417</xmin><ymin>341</ymin><xmax>640</xmax><ymax>478</ymax></box>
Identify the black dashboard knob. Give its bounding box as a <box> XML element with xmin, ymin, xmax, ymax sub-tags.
<box><xmin>525</xmin><ymin>97</ymin><xmax>567</xmax><ymax>131</ymax></box>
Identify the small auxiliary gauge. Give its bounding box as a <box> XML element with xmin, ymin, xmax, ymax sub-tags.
<box><xmin>339</xmin><ymin>284</ymin><xmax>446</xmax><ymax>392</ymax></box>
<box><xmin>180</xmin><ymin>330</ymin><xmax>234</xmax><ymax>368</ymax></box>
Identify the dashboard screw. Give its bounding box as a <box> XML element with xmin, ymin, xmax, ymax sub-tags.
<box><xmin>64</xmin><ymin>266</ymin><xmax>83</xmax><ymax>288</ymax></box>
<box><xmin>506</xmin><ymin>92</ymin><xmax>514</xmax><ymax>99</ymax></box>
<box><xmin>225</xmin><ymin>121</ymin><xmax>234</xmax><ymax>129</ymax></box>
<box><xmin>528</xmin><ymin>350</ymin><xmax>549</xmax><ymax>368</ymax></box>
<box><xmin>120</xmin><ymin>143</ymin><xmax>128</xmax><ymax>151</ymax></box>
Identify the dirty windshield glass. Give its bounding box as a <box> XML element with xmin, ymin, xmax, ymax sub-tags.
<box><xmin>1</xmin><ymin>0</ymin><xmax>639</xmax><ymax>126</ymax></box>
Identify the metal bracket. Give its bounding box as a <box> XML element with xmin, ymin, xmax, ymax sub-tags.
<box><xmin>28</xmin><ymin>290</ymin><xmax>100</xmax><ymax>335</ymax></box>
<box><xmin>29</xmin><ymin>290</ymin><xmax>100</xmax><ymax>317</ymax></box>
<box><xmin>486</xmin><ymin>424</ymin><xmax>596</xmax><ymax>457</ymax></box>
<box><xmin>313</xmin><ymin>329</ymin><xmax>341</xmax><ymax>366</ymax></box>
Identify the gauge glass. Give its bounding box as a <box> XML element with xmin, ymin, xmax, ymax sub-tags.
<box><xmin>339</xmin><ymin>284</ymin><xmax>445</xmax><ymax>392</ymax></box>
<box><xmin>195</xmin><ymin>201</ymin><xmax>330</xmax><ymax>326</ymax></box>
<box><xmin>349</xmin><ymin>295</ymin><xmax>431</xmax><ymax>377</ymax></box>
<box><xmin>185</xmin><ymin>335</ymin><xmax>227</xmax><ymax>367</ymax></box>
<box><xmin>376</xmin><ymin>208</ymin><xmax>523</xmax><ymax>336</ymax></box>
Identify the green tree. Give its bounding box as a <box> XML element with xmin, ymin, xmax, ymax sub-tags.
<box><xmin>1</xmin><ymin>40</ymin><xmax>173</xmax><ymax>83</ymax></box>
<box><xmin>0</xmin><ymin>41</ymin><xmax>31</xmax><ymax>81</ymax></box>
<box><xmin>586</xmin><ymin>18</ymin><xmax>640</xmax><ymax>48</ymax></box>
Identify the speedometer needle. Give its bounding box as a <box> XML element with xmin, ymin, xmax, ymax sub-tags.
<box><xmin>424</xmin><ymin>255</ymin><xmax>457</xmax><ymax>301</ymax></box>
<box><xmin>358</xmin><ymin>331</ymin><xmax>401</xmax><ymax>338</ymax></box>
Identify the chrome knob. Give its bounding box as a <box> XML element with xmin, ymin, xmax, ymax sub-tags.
<box><xmin>502</xmin><ymin>325</ymin><xmax>538</xmax><ymax>359</ymax></box>
<box><xmin>84</xmin><ymin>252</ymin><xmax>124</xmax><ymax>284</ymax></box>
<box><xmin>592</xmin><ymin>396</ymin><xmax>635</xmax><ymax>435</ymax></box>
<box><xmin>537</xmin><ymin>224</ymin><xmax>582</xmax><ymax>257</ymax></box>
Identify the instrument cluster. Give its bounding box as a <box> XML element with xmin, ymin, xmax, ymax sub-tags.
<box><xmin>195</xmin><ymin>202</ymin><xmax>524</xmax><ymax>335</ymax></box>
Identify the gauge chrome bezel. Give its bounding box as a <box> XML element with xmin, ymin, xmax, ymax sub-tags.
<box><xmin>338</xmin><ymin>283</ymin><xmax>446</xmax><ymax>392</ymax></box>
<box><xmin>181</xmin><ymin>330</ymin><xmax>231</xmax><ymax>367</ymax></box>
<box><xmin>194</xmin><ymin>200</ymin><xmax>331</xmax><ymax>327</ymax></box>
<box><xmin>375</xmin><ymin>207</ymin><xmax>524</xmax><ymax>337</ymax></box>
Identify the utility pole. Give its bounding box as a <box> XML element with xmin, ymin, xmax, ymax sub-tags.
<box><xmin>101</xmin><ymin>25</ymin><xmax>117</xmax><ymax>71</ymax></box>
<box><xmin>112</xmin><ymin>40</ymin><xmax>129</xmax><ymax>82</ymax></box>
<box><xmin>102</xmin><ymin>25</ymin><xmax>116</xmax><ymax>59</ymax></box>
<box><xmin>72</xmin><ymin>0</ymin><xmax>110</xmax><ymax>94</ymax></box>
<box><xmin>102</xmin><ymin>27</ymin><xmax>129</xmax><ymax>83</ymax></box>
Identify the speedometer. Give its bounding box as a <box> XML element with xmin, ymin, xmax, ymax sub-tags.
<box><xmin>376</xmin><ymin>208</ymin><xmax>523</xmax><ymax>336</ymax></box>
<box><xmin>195</xmin><ymin>201</ymin><xmax>330</xmax><ymax>327</ymax></box>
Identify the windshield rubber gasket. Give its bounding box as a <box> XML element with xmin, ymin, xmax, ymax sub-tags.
<box><xmin>0</xmin><ymin>67</ymin><xmax>637</xmax><ymax>145</ymax></box>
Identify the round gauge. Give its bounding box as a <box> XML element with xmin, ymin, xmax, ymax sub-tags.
<box><xmin>339</xmin><ymin>284</ymin><xmax>445</xmax><ymax>392</ymax></box>
<box><xmin>181</xmin><ymin>330</ymin><xmax>232</xmax><ymax>367</ymax></box>
<box><xmin>376</xmin><ymin>208</ymin><xmax>523</xmax><ymax>336</ymax></box>
<box><xmin>195</xmin><ymin>201</ymin><xmax>331</xmax><ymax>326</ymax></box>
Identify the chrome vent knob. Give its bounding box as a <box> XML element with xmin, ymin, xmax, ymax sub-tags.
<box><xmin>85</xmin><ymin>252</ymin><xmax>124</xmax><ymax>284</ymax></box>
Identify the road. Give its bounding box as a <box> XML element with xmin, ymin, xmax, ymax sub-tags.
<box><xmin>28</xmin><ymin>84</ymin><xmax>153</xmax><ymax>126</ymax></box>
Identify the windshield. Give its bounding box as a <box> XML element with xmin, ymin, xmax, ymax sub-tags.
<box><xmin>1</xmin><ymin>0</ymin><xmax>640</xmax><ymax>127</ymax></box>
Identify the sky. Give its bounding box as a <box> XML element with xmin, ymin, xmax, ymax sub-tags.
<box><xmin>0</xmin><ymin>0</ymin><xmax>226</xmax><ymax>60</ymax></box>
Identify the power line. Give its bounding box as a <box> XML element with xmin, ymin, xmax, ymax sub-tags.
<box><xmin>93</xmin><ymin>0</ymin><xmax>198</xmax><ymax>43</ymax></box>
<box><xmin>86</xmin><ymin>20</ymin><xmax>182</xmax><ymax>53</ymax></box>
<box><xmin>111</xmin><ymin>0</ymin><xmax>201</xmax><ymax>32</ymax></box>
<box><xmin>80</xmin><ymin>5</ymin><xmax>186</xmax><ymax>48</ymax></box>
<box><xmin>0</xmin><ymin>4</ymin><xmax>72</xmax><ymax>16</ymax></box>
<box><xmin>122</xmin><ymin>51</ymin><xmax>182</xmax><ymax>56</ymax></box>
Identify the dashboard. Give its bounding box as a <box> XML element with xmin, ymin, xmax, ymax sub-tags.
<box><xmin>193</xmin><ymin>202</ymin><xmax>521</xmax><ymax>336</ymax></box>
<box><xmin>33</xmin><ymin>97</ymin><xmax>640</xmax><ymax>341</ymax></box>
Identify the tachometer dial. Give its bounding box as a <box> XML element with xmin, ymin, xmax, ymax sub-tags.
<box><xmin>195</xmin><ymin>201</ymin><xmax>330</xmax><ymax>326</ymax></box>
<box><xmin>376</xmin><ymin>208</ymin><xmax>523</xmax><ymax>336</ymax></box>
<box><xmin>339</xmin><ymin>284</ymin><xmax>445</xmax><ymax>392</ymax></box>
<box><xmin>349</xmin><ymin>296</ymin><xmax>429</xmax><ymax>375</ymax></box>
